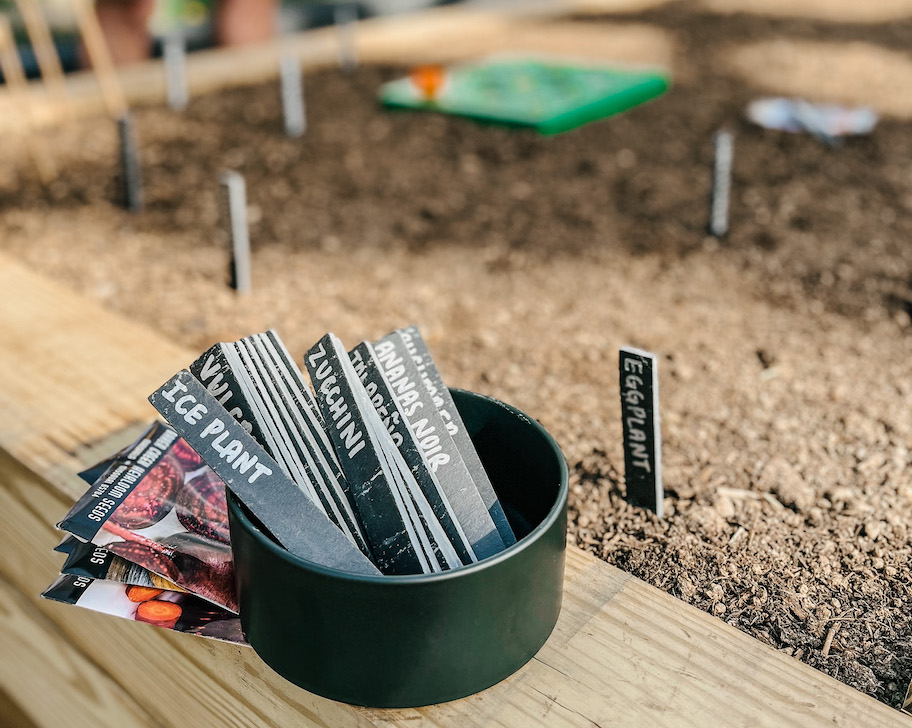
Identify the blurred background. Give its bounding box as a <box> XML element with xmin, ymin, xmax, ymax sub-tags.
<box><xmin>0</xmin><ymin>0</ymin><xmax>458</xmax><ymax>75</ymax></box>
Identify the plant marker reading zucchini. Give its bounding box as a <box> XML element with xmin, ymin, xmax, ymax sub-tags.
<box><xmin>305</xmin><ymin>334</ymin><xmax>426</xmax><ymax>575</ymax></box>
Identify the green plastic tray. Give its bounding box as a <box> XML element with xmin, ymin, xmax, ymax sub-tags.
<box><xmin>379</xmin><ymin>56</ymin><xmax>670</xmax><ymax>135</ymax></box>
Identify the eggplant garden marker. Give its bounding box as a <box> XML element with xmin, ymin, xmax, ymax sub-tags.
<box><xmin>619</xmin><ymin>347</ymin><xmax>663</xmax><ymax>516</ymax></box>
<box><xmin>117</xmin><ymin>114</ymin><xmax>144</xmax><ymax>212</ymax></box>
<box><xmin>280</xmin><ymin>53</ymin><xmax>306</xmax><ymax>137</ymax></box>
<box><xmin>163</xmin><ymin>34</ymin><xmax>189</xmax><ymax>112</ymax></box>
<box><xmin>709</xmin><ymin>129</ymin><xmax>733</xmax><ymax>237</ymax></box>
<box><xmin>219</xmin><ymin>170</ymin><xmax>252</xmax><ymax>294</ymax></box>
<box><xmin>334</xmin><ymin>4</ymin><xmax>358</xmax><ymax>72</ymax></box>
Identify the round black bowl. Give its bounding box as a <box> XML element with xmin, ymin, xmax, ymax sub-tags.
<box><xmin>227</xmin><ymin>388</ymin><xmax>568</xmax><ymax>708</ymax></box>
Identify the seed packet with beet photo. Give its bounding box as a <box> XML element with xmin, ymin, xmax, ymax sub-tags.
<box><xmin>57</xmin><ymin>422</ymin><xmax>237</xmax><ymax>613</ymax></box>
<box><xmin>42</xmin><ymin>575</ymin><xmax>247</xmax><ymax>645</ymax></box>
<box><xmin>62</xmin><ymin>540</ymin><xmax>186</xmax><ymax>592</ymax></box>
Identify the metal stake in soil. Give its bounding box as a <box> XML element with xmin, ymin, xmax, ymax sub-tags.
<box><xmin>280</xmin><ymin>53</ymin><xmax>306</xmax><ymax>137</ymax></box>
<box><xmin>619</xmin><ymin>347</ymin><xmax>663</xmax><ymax>516</ymax></box>
<box><xmin>117</xmin><ymin>113</ymin><xmax>144</xmax><ymax>213</ymax></box>
<box><xmin>219</xmin><ymin>170</ymin><xmax>252</xmax><ymax>294</ymax></box>
<box><xmin>334</xmin><ymin>4</ymin><xmax>358</xmax><ymax>72</ymax></box>
<box><xmin>708</xmin><ymin>129</ymin><xmax>733</xmax><ymax>238</ymax></box>
<box><xmin>163</xmin><ymin>34</ymin><xmax>189</xmax><ymax>112</ymax></box>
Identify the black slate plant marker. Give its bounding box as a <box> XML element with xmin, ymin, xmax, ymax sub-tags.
<box><xmin>397</xmin><ymin>326</ymin><xmax>517</xmax><ymax>547</ymax></box>
<box><xmin>709</xmin><ymin>128</ymin><xmax>733</xmax><ymax>238</ymax></box>
<box><xmin>374</xmin><ymin>332</ymin><xmax>505</xmax><ymax>560</ymax></box>
<box><xmin>190</xmin><ymin>343</ymin><xmax>266</xmax><ymax>446</ymax></box>
<box><xmin>280</xmin><ymin>53</ymin><xmax>306</xmax><ymax>138</ymax></box>
<box><xmin>334</xmin><ymin>4</ymin><xmax>357</xmax><ymax>72</ymax></box>
<box><xmin>619</xmin><ymin>347</ymin><xmax>663</xmax><ymax>516</ymax></box>
<box><xmin>163</xmin><ymin>33</ymin><xmax>189</xmax><ymax>112</ymax></box>
<box><xmin>350</xmin><ymin>341</ymin><xmax>476</xmax><ymax>566</ymax></box>
<box><xmin>305</xmin><ymin>334</ymin><xmax>425</xmax><ymax>575</ymax></box>
<box><xmin>246</xmin><ymin>334</ymin><xmax>370</xmax><ymax>555</ymax></box>
<box><xmin>262</xmin><ymin>330</ymin><xmax>325</xmax><ymax>425</ymax></box>
<box><xmin>219</xmin><ymin>170</ymin><xmax>252</xmax><ymax>294</ymax></box>
<box><xmin>149</xmin><ymin>370</ymin><xmax>379</xmax><ymax>575</ymax></box>
<box><xmin>117</xmin><ymin>113</ymin><xmax>143</xmax><ymax>213</ymax></box>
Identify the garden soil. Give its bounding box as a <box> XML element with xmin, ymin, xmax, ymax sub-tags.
<box><xmin>3</xmin><ymin>1</ymin><xmax>912</xmax><ymax>710</ymax></box>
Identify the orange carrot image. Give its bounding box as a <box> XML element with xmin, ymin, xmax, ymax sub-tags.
<box><xmin>136</xmin><ymin>600</ymin><xmax>183</xmax><ymax>627</ymax></box>
<box><xmin>125</xmin><ymin>585</ymin><xmax>164</xmax><ymax>602</ymax></box>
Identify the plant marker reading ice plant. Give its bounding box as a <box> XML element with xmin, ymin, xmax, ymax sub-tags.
<box><xmin>118</xmin><ymin>114</ymin><xmax>144</xmax><ymax>212</ymax></box>
<box><xmin>280</xmin><ymin>53</ymin><xmax>306</xmax><ymax>137</ymax></box>
<box><xmin>619</xmin><ymin>347</ymin><xmax>663</xmax><ymax>516</ymax></box>
<box><xmin>149</xmin><ymin>370</ymin><xmax>379</xmax><ymax>575</ymax></box>
<box><xmin>163</xmin><ymin>34</ymin><xmax>189</xmax><ymax>112</ymax></box>
<box><xmin>219</xmin><ymin>170</ymin><xmax>251</xmax><ymax>294</ymax></box>
<box><xmin>709</xmin><ymin>129</ymin><xmax>733</xmax><ymax>238</ymax></box>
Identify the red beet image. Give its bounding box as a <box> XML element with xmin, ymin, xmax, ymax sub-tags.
<box><xmin>162</xmin><ymin>532</ymin><xmax>237</xmax><ymax>613</ymax></box>
<box><xmin>170</xmin><ymin>438</ymin><xmax>204</xmax><ymax>469</ymax></box>
<box><xmin>105</xmin><ymin>539</ymin><xmax>182</xmax><ymax>582</ymax></box>
<box><xmin>111</xmin><ymin>457</ymin><xmax>180</xmax><ymax>529</ymax></box>
<box><xmin>176</xmin><ymin>470</ymin><xmax>230</xmax><ymax>545</ymax></box>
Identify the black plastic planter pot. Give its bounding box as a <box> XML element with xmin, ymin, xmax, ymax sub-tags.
<box><xmin>227</xmin><ymin>388</ymin><xmax>569</xmax><ymax>708</ymax></box>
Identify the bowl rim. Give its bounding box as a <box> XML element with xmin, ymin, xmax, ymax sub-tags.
<box><xmin>227</xmin><ymin>388</ymin><xmax>569</xmax><ymax>585</ymax></box>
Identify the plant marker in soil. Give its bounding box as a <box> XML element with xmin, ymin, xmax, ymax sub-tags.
<box><xmin>118</xmin><ymin>113</ymin><xmax>144</xmax><ymax>212</ymax></box>
<box><xmin>619</xmin><ymin>347</ymin><xmax>663</xmax><ymax>516</ymax></box>
<box><xmin>709</xmin><ymin>129</ymin><xmax>733</xmax><ymax>238</ymax></box>
<box><xmin>334</xmin><ymin>4</ymin><xmax>357</xmax><ymax>72</ymax></box>
<box><xmin>279</xmin><ymin>53</ymin><xmax>306</xmax><ymax>137</ymax></box>
<box><xmin>219</xmin><ymin>170</ymin><xmax>252</xmax><ymax>294</ymax></box>
<box><xmin>163</xmin><ymin>34</ymin><xmax>189</xmax><ymax>112</ymax></box>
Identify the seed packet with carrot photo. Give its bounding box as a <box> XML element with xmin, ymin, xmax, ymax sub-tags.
<box><xmin>42</xmin><ymin>575</ymin><xmax>247</xmax><ymax>645</ymax></box>
<box><xmin>57</xmin><ymin>422</ymin><xmax>237</xmax><ymax>612</ymax></box>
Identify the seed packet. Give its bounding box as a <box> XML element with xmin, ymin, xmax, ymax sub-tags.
<box><xmin>54</xmin><ymin>535</ymin><xmax>82</xmax><ymax>554</ymax></box>
<box><xmin>57</xmin><ymin>422</ymin><xmax>237</xmax><ymax>612</ymax></box>
<box><xmin>62</xmin><ymin>540</ymin><xmax>186</xmax><ymax>592</ymax></box>
<box><xmin>42</xmin><ymin>574</ymin><xmax>245</xmax><ymax>644</ymax></box>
